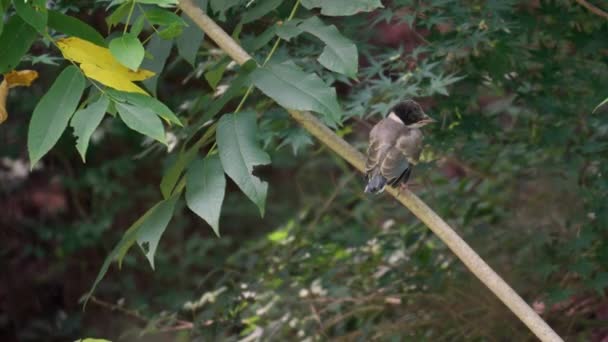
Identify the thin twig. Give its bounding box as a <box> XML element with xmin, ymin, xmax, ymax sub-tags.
<box><xmin>90</xmin><ymin>296</ymin><xmax>195</xmax><ymax>333</ymax></box>
<box><xmin>574</xmin><ymin>0</ymin><xmax>608</xmax><ymax>20</ymax></box>
<box><xmin>89</xmin><ymin>296</ymin><xmax>148</xmax><ymax>324</ymax></box>
<box><xmin>234</xmin><ymin>0</ymin><xmax>301</xmax><ymax>113</ymax></box>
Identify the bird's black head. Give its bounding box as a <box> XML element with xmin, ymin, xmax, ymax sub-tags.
<box><xmin>390</xmin><ymin>100</ymin><xmax>434</xmax><ymax>126</ymax></box>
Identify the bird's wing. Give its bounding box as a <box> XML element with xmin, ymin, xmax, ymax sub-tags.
<box><xmin>395</xmin><ymin>128</ymin><xmax>423</xmax><ymax>164</ymax></box>
<box><xmin>380</xmin><ymin>146</ymin><xmax>410</xmax><ymax>184</ymax></box>
<box><xmin>365</xmin><ymin>127</ymin><xmax>389</xmax><ymax>175</ymax></box>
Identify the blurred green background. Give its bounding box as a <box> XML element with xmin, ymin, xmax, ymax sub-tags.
<box><xmin>2</xmin><ymin>0</ymin><xmax>608</xmax><ymax>341</ymax></box>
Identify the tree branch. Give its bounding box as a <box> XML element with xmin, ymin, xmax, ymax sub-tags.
<box><xmin>575</xmin><ymin>0</ymin><xmax>608</xmax><ymax>20</ymax></box>
<box><xmin>177</xmin><ymin>1</ymin><xmax>563</xmax><ymax>341</ymax></box>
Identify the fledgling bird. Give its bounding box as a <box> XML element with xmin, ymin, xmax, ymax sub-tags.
<box><xmin>364</xmin><ymin>100</ymin><xmax>435</xmax><ymax>194</ymax></box>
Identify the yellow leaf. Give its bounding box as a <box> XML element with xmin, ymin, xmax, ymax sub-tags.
<box><xmin>56</xmin><ymin>37</ymin><xmax>154</xmax><ymax>93</ymax></box>
<box><xmin>80</xmin><ymin>63</ymin><xmax>148</xmax><ymax>94</ymax></box>
<box><xmin>0</xmin><ymin>69</ymin><xmax>39</xmax><ymax>124</ymax></box>
<box><xmin>0</xmin><ymin>81</ymin><xmax>8</xmax><ymax>124</ymax></box>
<box><xmin>5</xmin><ymin>70</ymin><xmax>39</xmax><ymax>87</ymax></box>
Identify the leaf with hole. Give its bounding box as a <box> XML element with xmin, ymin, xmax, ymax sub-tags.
<box><xmin>135</xmin><ymin>195</ymin><xmax>178</xmax><ymax>269</ymax></box>
<box><xmin>83</xmin><ymin>194</ymin><xmax>178</xmax><ymax>306</ymax></box>
<box><xmin>217</xmin><ymin>112</ymin><xmax>270</xmax><ymax>216</ymax></box>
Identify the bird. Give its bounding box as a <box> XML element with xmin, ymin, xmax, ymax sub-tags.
<box><xmin>364</xmin><ymin>100</ymin><xmax>435</xmax><ymax>194</ymax></box>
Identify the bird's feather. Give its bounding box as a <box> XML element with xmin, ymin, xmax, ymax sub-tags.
<box><xmin>364</xmin><ymin>118</ymin><xmax>423</xmax><ymax>193</ymax></box>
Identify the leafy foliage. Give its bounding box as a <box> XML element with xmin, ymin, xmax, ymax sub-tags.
<box><xmin>3</xmin><ymin>0</ymin><xmax>608</xmax><ymax>340</ymax></box>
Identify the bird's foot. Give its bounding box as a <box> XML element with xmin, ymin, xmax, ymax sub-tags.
<box><xmin>397</xmin><ymin>182</ymin><xmax>423</xmax><ymax>196</ymax></box>
<box><xmin>397</xmin><ymin>183</ymin><xmax>408</xmax><ymax>197</ymax></box>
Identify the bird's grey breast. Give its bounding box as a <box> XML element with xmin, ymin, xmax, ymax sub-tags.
<box><xmin>396</xmin><ymin>127</ymin><xmax>423</xmax><ymax>163</ymax></box>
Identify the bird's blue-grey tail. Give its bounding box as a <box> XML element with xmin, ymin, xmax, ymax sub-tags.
<box><xmin>364</xmin><ymin>172</ymin><xmax>387</xmax><ymax>194</ymax></box>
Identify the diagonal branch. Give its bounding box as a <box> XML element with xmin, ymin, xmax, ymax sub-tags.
<box><xmin>575</xmin><ymin>0</ymin><xmax>608</xmax><ymax>20</ymax></box>
<box><xmin>177</xmin><ymin>1</ymin><xmax>563</xmax><ymax>341</ymax></box>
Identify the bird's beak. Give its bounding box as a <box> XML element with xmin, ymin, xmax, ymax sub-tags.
<box><xmin>420</xmin><ymin>115</ymin><xmax>436</xmax><ymax>125</ymax></box>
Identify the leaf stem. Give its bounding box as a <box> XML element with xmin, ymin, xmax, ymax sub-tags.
<box><xmin>234</xmin><ymin>0</ymin><xmax>301</xmax><ymax>113</ymax></box>
<box><xmin>137</xmin><ymin>3</ymin><xmax>162</xmax><ymax>44</ymax></box>
<box><xmin>124</xmin><ymin>0</ymin><xmax>136</xmax><ymax>35</ymax></box>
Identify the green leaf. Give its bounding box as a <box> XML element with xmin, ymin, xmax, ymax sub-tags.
<box><xmin>0</xmin><ymin>1</ymin><xmax>10</xmax><ymax>36</ymax></box>
<box><xmin>217</xmin><ymin>112</ymin><xmax>270</xmax><ymax>216</ymax></box>
<box><xmin>130</xmin><ymin>15</ymin><xmax>145</xmax><ymax>36</ymax></box>
<box><xmin>141</xmin><ymin>34</ymin><xmax>172</xmax><ymax>96</ymax></box>
<box><xmin>275</xmin><ymin>20</ymin><xmax>302</xmax><ymax>41</ymax></box>
<box><xmin>70</xmin><ymin>95</ymin><xmax>110</xmax><ymax>162</ymax></box>
<box><xmin>201</xmin><ymin>60</ymin><xmax>256</xmax><ymax>122</ymax></box>
<box><xmin>13</xmin><ymin>0</ymin><xmax>47</xmax><ymax>33</ymax></box>
<box><xmin>240</xmin><ymin>0</ymin><xmax>283</xmax><ymax>25</ymax></box>
<box><xmin>116</xmin><ymin>102</ymin><xmax>167</xmax><ymax>144</ymax></box>
<box><xmin>28</xmin><ymin>66</ymin><xmax>85</xmax><ymax>167</ymax></box>
<box><xmin>301</xmin><ymin>0</ymin><xmax>383</xmax><ymax>16</ymax></box>
<box><xmin>106</xmin><ymin>1</ymin><xmax>131</xmax><ymax>29</ymax></box>
<box><xmin>204</xmin><ymin>59</ymin><xmax>229</xmax><ymax>90</ymax></box>
<box><xmin>0</xmin><ymin>15</ymin><xmax>38</xmax><ymax>74</ymax></box>
<box><xmin>135</xmin><ymin>195</ymin><xmax>178</xmax><ymax>269</ymax></box>
<box><xmin>76</xmin><ymin>339</ymin><xmax>112</xmax><ymax>342</ymax></box>
<box><xmin>158</xmin><ymin>22</ymin><xmax>184</xmax><ymax>39</ymax></box>
<box><xmin>160</xmin><ymin>146</ymin><xmax>197</xmax><ymax>198</ymax></box>
<box><xmin>160</xmin><ymin>117</ymin><xmax>217</xmax><ymax>198</ymax></box>
<box><xmin>278</xmin><ymin>128</ymin><xmax>313</xmax><ymax>155</ymax></box>
<box><xmin>107</xmin><ymin>89</ymin><xmax>182</xmax><ymax>126</ymax></box>
<box><xmin>137</xmin><ymin>0</ymin><xmax>178</xmax><ymax>7</ymax></box>
<box><xmin>186</xmin><ymin>156</ymin><xmax>226</xmax><ymax>236</ymax></box>
<box><xmin>110</xmin><ymin>33</ymin><xmax>145</xmax><ymax>70</ymax></box>
<box><xmin>210</xmin><ymin>0</ymin><xmax>242</xmax><ymax>20</ymax></box>
<box><xmin>588</xmin><ymin>272</ymin><xmax>608</xmax><ymax>295</ymax></box>
<box><xmin>176</xmin><ymin>0</ymin><xmax>206</xmax><ymax>66</ymax></box>
<box><xmin>242</xmin><ymin>25</ymin><xmax>276</xmax><ymax>52</ymax></box>
<box><xmin>144</xmin><ymin>8</ymin><xmax>186</xmax><ymax>26</ymax></box>
<box><xmin>250</xmin><ymin>61</ymin><xmax>343</xmax><ymax>127</ymax></box>
<box><xmin>83</xmin><ymin>195</ymin><xmax>177</xmax><ymax>307</ymax></box>
<box><xmin>299</xmin><ymin>16</ymin><xmax>358</xmax><ymax>78</ymax></box>
<box><xmin>48</xmin><ymin>10</ymin><xmax>106</xmax><ymax>46</ymax></box>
